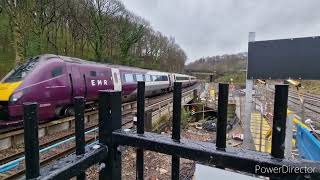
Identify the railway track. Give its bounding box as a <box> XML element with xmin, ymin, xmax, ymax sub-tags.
<box><xmin>1</xmin><ymin>136</ymin><xmax>97</xmax><ymax>180</ymax></box>
<box><xmin>0</xmin><ymin>124</ymin><xmax>98</xmax><ymax>166</ymax></box>
<box><xmin>0</xmin><ymin>84</ymin><xmax>199</xmax><ymax>179</ymax></box>
<box><xmin>262</xmin><ymin>85</ymin><xmax>320</xmax><ymax>121</ymax></box>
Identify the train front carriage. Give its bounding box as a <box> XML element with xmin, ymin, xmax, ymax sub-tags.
<box><xmin>0</xmin><ymin>55</ymin><xmax>71</xmax><ymax>122</ymax></box>
<box><xmin>0</xmin><ymin>54</ymin><xmax>196</xmax><ymax>128</ymax></box>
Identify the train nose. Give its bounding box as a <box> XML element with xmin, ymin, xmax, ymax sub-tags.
<box><xmin>0</xmin><ymin>81</ymin><xmax>22</xmax><ymax>101</ymax></box>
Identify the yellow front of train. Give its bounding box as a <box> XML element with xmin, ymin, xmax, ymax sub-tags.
<box><xmin>0</xmin><ymin>81</ymin><xmax>22</xmax><ymax>101</ymax></box>
<box><xmin>0</xmin><ymin>74</ymin><xmax>23</xmax><ymax>120</ymax></box>
<box><xmin>0</xmin><ymin>58</ymin><xmax>39</xmax><ymax>120</ymax></box>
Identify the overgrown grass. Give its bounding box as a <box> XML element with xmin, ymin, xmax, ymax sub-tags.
<box><xmin>152</xmin><ymin>115</ymin><xmax>170</xmax><ymax>133</ymax></box>
<box><xmin>181</xmin><ymin>108</ymin><xmax>192</xmax><ymax>129</ymax></box>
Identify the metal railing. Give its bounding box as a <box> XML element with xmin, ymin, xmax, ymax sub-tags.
<box><xmin>22</xmin><ymin>83</ymin><xmax>320</xmax><ymax>179</ymax></box>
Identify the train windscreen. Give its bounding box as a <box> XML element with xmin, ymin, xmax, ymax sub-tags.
<box><xmin>2</xmin><ymin>58</ymin><xmax>39</xmax><ymax>83</ymax></box>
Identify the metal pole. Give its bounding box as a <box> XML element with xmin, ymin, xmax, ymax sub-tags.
<box><xmin>271</xmin><ymin>85</ymin><xmax>288</xmax><ymax>159</ymax></box>
<box><xmin>216</xmin><ymin>83</ymin><xmax>229</xmax><ymax>150</ymax></box>
<box><xmin>202</xmin><ymin>103</ymin><xmax>205</xmax><ymax>121</ymax></box>
<box><xmin>285</xmin><ymin>114</ymin><xmax>294</xmax><ymax>158</ymax></box>
<box><xmin>74</xmin><ymin>97</ymin><xmax>86</xmax><ymax>180</ymax></box>
<box><xmin>210</xmin><ymin>75</ymin><xmax>214</xmax><ymax>82</ymax></box>
<box><xmin>172</xmin><ymin>82</ymin><xmax>182</xmax><ymax>180</ymax></box>
<box><xmin>144</xmin><ymin>110</ymin><xmax>152</xmax><ymax>132</ymax></box>
<box><xmin>24</xmin><ymin>102</ymin><xmax>40</xmax><ymax>179</ymax></box>
<box><xmin>99</xmin><ymin>90</ymin><xmax>122</xmax><ymax>180</ymax></box>
<box><xmin>259</xmin><ymin>111</ymin><xmax>263</xmax><ymax>152</ymax></box>
<box><xmin>299</xmin><ymin>94</ymin><xmax>305</xmax><ymax>123</ymax></box>
<box><xmin>172</xmin><ymin>82</ymin><xmax>182</xmax><ymax>141</ymax></box>
<box><xmin>243</xmin><ymin>32</ymin><xmax>255</xmax><ymax>149</ymax></box>
<box><xmin>136</xmin><ymin>82</ymin><xmax>145</xmax><ymax>180</ymax></box>
<box><xmin>137</xmin><ymin>82</ymin><xmax>145</xmax><ymax>134</ymax></box>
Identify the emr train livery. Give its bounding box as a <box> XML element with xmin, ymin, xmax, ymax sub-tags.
<box><xmin>0</xmin><ymin>54</ymin><xmax>196</xmax><ymax>126</ymax></box>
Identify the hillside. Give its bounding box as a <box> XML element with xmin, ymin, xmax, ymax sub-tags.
<box><xmin>186</xmin><ymin>52</ymin><xmax>247</xmax><ymax>73</ymax></box>
<box><xmin>186</xmin><ymin>52</ymin><xmax>247</xmax><ymax>83</ymax></box>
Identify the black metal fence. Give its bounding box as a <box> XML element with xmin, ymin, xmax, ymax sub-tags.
<box><xmin>23</xmin><ymin>82</ymin><xmax>320</xmax><ymax>180</ymax></box>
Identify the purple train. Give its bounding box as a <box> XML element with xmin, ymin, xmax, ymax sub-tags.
<box><xmin>0</xmin><ymin>54</ymin><xmax>197</xmax><ymax>127</ymax></box>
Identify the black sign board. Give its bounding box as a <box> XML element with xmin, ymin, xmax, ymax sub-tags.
<box><xmin>248</xmin><ymin>36</ymin><xmax>320</xmax><ymax>80</ymax></box>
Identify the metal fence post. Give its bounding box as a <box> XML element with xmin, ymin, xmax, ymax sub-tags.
<box><xmin>136</xmin><ymin>81</ymin><xmax>145</xmax><ymax>180</ymax></box>
<box><xmin>216</xmin><ymin>84</ymin><xmax>229</xmax><ymax>151</ymax></box>
<box><xmin>144</xmin><ymin>110</ymin><xmax>152</xmax><ymax>132</ymax></box>
<box><xmin>24</xmin><ymin>102</ymin><xmax>40</xmax><ymax>179</ymax></box>
<box><xmin>172</xmin><ymin>82</ymin><xmax>182</xmax><ymax>180</ymax></box>
<box><xmin>271</xmin><ymin>85</ymin><xmax>288</xmax><ymax>159</ymax></box>
<box><xmin>210</xmin><ymin>75</ymin><xmax>214</xmax><ymax>82</ymax></box>
<box><xmin>243</xmin><ymin>32</ymin><xmax>255</xmax><ymax>149</ymax></box>
<box><xmin>285</xmin><ymin>114</ymin><xmax>294</xmax><ymax>158</ymax></box>
<box><xmin>99</xmin><ymin>90</ymin><xmax>122</xmax><ymax>180</ymax></box>
<box><xmin>74</xmin><ymin>97</ymin><xmax>86</xmax><ymax>180</ymax></box>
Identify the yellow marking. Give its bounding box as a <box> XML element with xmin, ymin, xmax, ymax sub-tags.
<box><xmin>250</xmin><ymin>112</ymin><xmax>272</xmax><ymax>153</ymax></box>
<box><xmin>209</xmin><ymin>90</ymin><xmax>215</xmax><ymax>98</ymax></box>
<box><xmin>250</xmin><ymin>111</ymin><xmax>301</xmax><ymax>153</ymax></box>
<box><xmin>0</xmin><ymin>81</ymin><xmax>22</xmax><ymax>101</ymax></box>
<box><xmin>287</xmin><ymin>110</ymin><xmax>310</xmax><ymax>130</ymax></box>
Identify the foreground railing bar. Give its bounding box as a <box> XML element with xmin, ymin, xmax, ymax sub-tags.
<box><xmin>216</xmin><ymin>83</ymin><xmax>229</xmax><ymax>150</ymax></box>
<box><xmin>99</xmin><ymin>90</ymin><xmax>122</xmax><ymax>180</ymax></box>
<box><xmin>271</xmin><ymin>85</ymin><xmax>289</xmax><ymax>159</ymax></box>
<box><xmin>112</xmin><ymin>130</ymin><xmax>320</xmax><ymax>178</ymax></box>
<box><xmin>39</xmin><ymin>146</ymin><xmax>108</xmax><ymax>180</ymax></box>
<box><xmin>136</xmin><ymin>81</ymin><xmax>145</xmax><ymax>180</ymax></box>
<box><xmin>74</xmin><ymin>97</ymin><xmax>86</xmax><ymax>180</ymax></box>
<box><xmin>23</xmin><ymin>102</ymin><xmax>40</xmax><ymax>179</ymax></box>
<box><xmin>172</xmin><ymin>82</ymin><xmax>182</xmax><ymax>180</ymax></box>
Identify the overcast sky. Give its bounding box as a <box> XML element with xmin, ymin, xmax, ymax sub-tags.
<box><xmin>120</xmin><ymin>0</ymin><xmax>320</xmax><ymax>62</ymax></box>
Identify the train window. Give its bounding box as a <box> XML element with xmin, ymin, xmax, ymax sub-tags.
<box><xmin>152</xmin><ymin>75</ymin><xmax>168</xmax><ymax>81</ymax></box>
<box><xmin>124</xmin><ymin>74</ymin><xmax>134</xmax><ymax>83</ymax></box>
<box><xmin>51</xmin><ymin>67</ymin><xmax>63</xmax><ymax>77</ymax></box>
<box><xmin>136</xmin><ymin>74</ymin><xmax>144</xmax><ymax>82</ymax></box>
<box><xmin>145</xmin><ymin>75</ymin><xmax>151</xmax><ymax>82</ymax></box>
<box><xmin>3</xmin><ymin>58</ymin><xmax>39</xmax><ymax>82</ymax></box>
<box><xmin>161</xmin><ymin>76</ymin><xmax>168</xmax><ymax>81</ymax></box>
<box><xmin>176</xmin><ymin>76</ymin><xmax>189</xmax><ymax>81</ymax></box>
<box><xmin>152</xmin><ymin>75</ymin><xmax>159</xmax><ymax>81</ymax></box>
<box><xmin>133</xmin><ymin>74</ymin><xmax>137</xmax><ymax>82</ymax></box>
<box><xmin>90</xmin><ymin>71</ymin><xmax>97</xmax><ymax>77</ymax></box>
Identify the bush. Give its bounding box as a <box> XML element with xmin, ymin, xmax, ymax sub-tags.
<box><xmin>181</xmin><ymin>108</ymin><xmax>191</xmax><ymax>129</ymax></box>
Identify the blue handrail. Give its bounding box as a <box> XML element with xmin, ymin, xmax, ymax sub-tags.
<box><xmin>296</xmin><ymin>124</ymin><xmax>320</xmax><ymax>161</ymax></box>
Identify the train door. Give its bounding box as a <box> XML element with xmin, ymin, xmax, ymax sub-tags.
<box><xmin>111</xmin><ymin>68</ymin><xmax>122</xmax><ymax>91</ymax></box>
<box><xmin>168</xmin><ymin>74</ymin><xmax>173</xmax><ymax>90</ymax></box>
<box><xmin>70</xmin><ymin>66</ymin><xmax>85</xmax><ymax>97</ymax></box>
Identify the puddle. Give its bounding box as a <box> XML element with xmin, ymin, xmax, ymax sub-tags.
<box><xmin>194</xmin><ymin>164</ymin><xmax>261</xmax><ymax>180</ymax></box>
